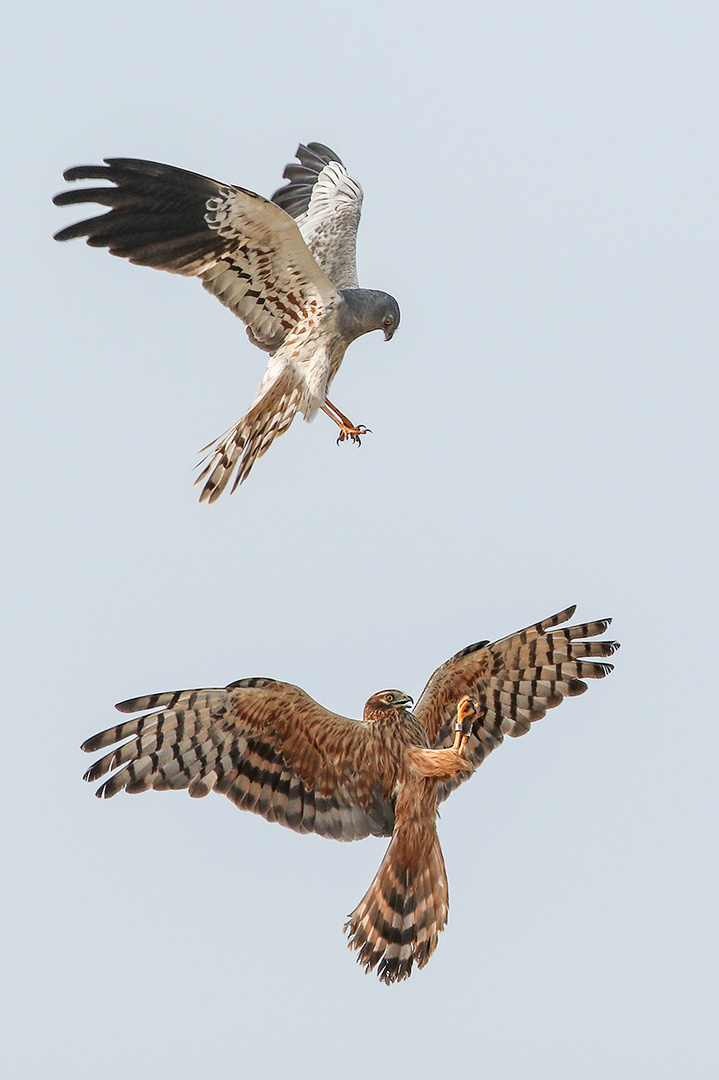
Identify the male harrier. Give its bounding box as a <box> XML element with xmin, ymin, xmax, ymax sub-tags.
<box><xmin>82</xmin><ymin>606</ymin><xmax>618</xmax><ymax>983</ymax></box>
<box><xmin>54</xmin><ymin>143</ymin><xmax>399</xmax><ymax>499</ymax></box>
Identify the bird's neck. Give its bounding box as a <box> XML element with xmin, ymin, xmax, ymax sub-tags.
<box><xmin>364</xmin><ymin>707</ymin><xmax>429</xmax><ymax>749</ymax></box>
<box><xmin>336</xmin><ymin>289</ymin><xmax>383</xmax><ymax>343</ymax></box>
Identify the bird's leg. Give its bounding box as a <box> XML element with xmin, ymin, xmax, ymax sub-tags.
<box><xmin>452</xmin><ymin>696</ymin><xmax>479</xmax><ymax>753</ymax></box>
<box><xmin>406</xmin><ymin>696</ymin><xmax>481</xmax><ymax>781</ymax></box>
<box><xmin>321</xmin><ymin>399</ymin><xmax>371</xmax><ymax>446</ymax></box>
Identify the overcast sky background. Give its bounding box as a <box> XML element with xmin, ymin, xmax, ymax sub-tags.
<box><xmin>3</xmin><ymin>1</ymin><xmax>718</xmax><ymax>1076</ymax></box>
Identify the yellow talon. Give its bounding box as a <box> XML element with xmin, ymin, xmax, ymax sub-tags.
<box><xmin>452</xmin><ymin>696</ymin><xmax>479</xmax><ymax>750</ymax></box>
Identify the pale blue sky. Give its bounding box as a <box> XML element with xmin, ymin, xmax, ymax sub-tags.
<box><xmin>3</xmin><ymin>1</ymin><xmax>718</xmax><ymax>1077</ymax></box>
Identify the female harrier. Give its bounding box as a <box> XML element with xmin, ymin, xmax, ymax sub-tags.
<box><xmin>54</xmin><ymin>143</ymin><xmax>399</xmax><ymax>499</ymax></box>
<box><xmin>82</xmin><ymin>606</ymin><xmax>618</xmax><ymax>983</ymax></box>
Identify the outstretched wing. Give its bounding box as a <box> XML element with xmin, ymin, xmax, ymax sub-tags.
<box><xmin>272</xmin><ymin>143</ymin><xmax>363</xmax><ymax>290</ymax></box>
<box><xmin>413</xmin><ymin>606</ymin><xmax>619</xmax><ymax>800</ymax></box>
<box><xmin>82</xmin><ymin>678</ymin><xmax>394</xmax><ymax>841</ymax></box>
<box><xmin>53</xmin><ymin>157</ymin><xmax>337</xmax><ymax>353</ymax></box>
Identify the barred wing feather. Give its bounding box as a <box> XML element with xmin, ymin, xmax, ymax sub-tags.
<box><xmin>413</xmin><ymin>606</ymin><xmax>619</xmax><ymax>800</ymax></box>
<box><xmin>54</xmin><ymin>157</ymin><xmax>337</xmax><ymax>353</ymax></box>
<box><xmin>82</xmin><ymin>679</ymin><xmax>394</xmax><ymax>841</ymax></box>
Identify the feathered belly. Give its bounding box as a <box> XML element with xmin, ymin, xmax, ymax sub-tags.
<box><xmin>295</xmin><ymin>336</ymin><xmax>349</xmax><ymax>419</ymax></box>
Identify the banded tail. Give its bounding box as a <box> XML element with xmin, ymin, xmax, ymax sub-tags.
<box><xmin>195</xmin><ymin>373</ymin><xmax>302</xmax><ymax>501</ymax></box>
<box><xmin>345</xmin><ymin>828</ymin><xmax>448</xmax><ymax>984</ymax></box>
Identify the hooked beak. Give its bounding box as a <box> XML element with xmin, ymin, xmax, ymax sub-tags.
<box><xmin>397</xmin><ymin>692</ymin><xmax>413</xmax><ymax>708</ymax></box>
<box><xmin>383</xmin><ymin>325</ymin><xmax>395</xmax><ymax>342</ymax></box>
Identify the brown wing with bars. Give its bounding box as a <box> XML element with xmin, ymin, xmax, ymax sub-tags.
<box><xmin>82</xmin><ymin>679</ymin><xmax>395</xmax><ymax>841</ymax></box>
<box><xmin>413</xmin><ymin>606</ymin><xmax>619</xmax><ymax>801</ymax></box>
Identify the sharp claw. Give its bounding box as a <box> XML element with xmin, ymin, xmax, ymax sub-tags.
<box><xmin>455</xmin><ymin>695</ymin><xmax>479</xmax><ymax>736</ymax></box>
<box><xmin>335</xmin><ymin>424</ymin><xmax>371</xmax><ymax>447</ymax></box>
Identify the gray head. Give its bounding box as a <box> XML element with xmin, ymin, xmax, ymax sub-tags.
<box><xmin>338</xmin><ymin>289</ymin><xmax>401</xmax><ymax>343</ymax></box>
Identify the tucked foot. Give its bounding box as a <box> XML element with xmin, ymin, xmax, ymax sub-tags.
<box><xmin>452</xmin><ymin>695</ymin><xmax>480</xmax><ymax>752</ymax></box>
<box><xmin>336</xmin><ymin>424</ymin><xmax>371</xmax><ymax>446</ymax></box>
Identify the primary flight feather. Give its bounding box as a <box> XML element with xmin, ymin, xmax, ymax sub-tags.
<box><xmin>54</xmin><ymin>143</ymin><xmax>400</xmax><ymax>499</ymax></box>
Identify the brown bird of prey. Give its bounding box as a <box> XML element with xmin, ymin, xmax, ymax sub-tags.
<box><xmin>53</xmin><ymin>143</ymin><xmax>399</xmax><ymax>499</ymax></box>
<box><xmin>81</xmin><ymin>606</ymin><xmax>618</xmax><ymax>983</ymax></box>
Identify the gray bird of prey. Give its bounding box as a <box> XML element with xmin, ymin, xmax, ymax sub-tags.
<box><xmin>53</xmin><ymin>143</ymin><xmax>400</xmax><ymax>500</ymax></box>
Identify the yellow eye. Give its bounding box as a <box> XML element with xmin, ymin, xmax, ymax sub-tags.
<box><xmin>383</xmin><ymin>316</ymin><xmax>393</xmax><ymax>327</ymax></box>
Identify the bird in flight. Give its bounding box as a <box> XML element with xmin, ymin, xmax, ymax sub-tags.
<box><xmin>81</xmin><ymin>605</ymin><xmax>618</xmax><ymax>983</ymax></box>
<box><xmin>53</xmin><ymin>143</ymin><xmax>400</xmax><ymax>499</ymax></box>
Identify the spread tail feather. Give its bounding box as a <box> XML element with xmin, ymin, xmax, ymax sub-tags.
<box><xmin>344</xmin><ymin>831</ymin><xmax>448</xmax><ymax>984</ymax></box>
<box><xmin>195</xmin><ymin>374</ymin><xmax>303</xmax><ymax>501</ymax></box>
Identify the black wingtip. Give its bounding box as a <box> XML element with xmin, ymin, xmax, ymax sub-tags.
<box><xmin>53</xmin><ymin>221</ymin><xmax>90</xmax><ymax>243</ymax></box>
<box><xmin>303</xmin><ymin>142</ymin><xmax>343</xmax><ymax>166</ymax></box>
